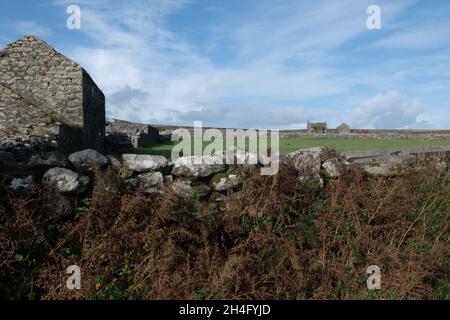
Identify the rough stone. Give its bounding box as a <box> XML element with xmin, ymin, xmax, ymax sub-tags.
<box><xmin>322</xmin><ymin>158</ymin><xmax>350</xmax><ymax>178</ymax></box>
<box><xmin>137</xmin><ymin>171</ymin><xmax>164</xmax><ymax>194</ymax></box>
<box><xmin>285</xmin><ymin>147</ymin><xmax>324</xmax><ymax>180</ymax></box>
<box><xmin>211</xmin><ymin>173</ymin><xmax>241</xmax><ymax>192</ymax></box>
<box><xmin>353</xmin><ymin>154</ymin><xmax>417</xmax><ymax>176</ymax></box>
<box><xmin>171</xmin><ymin>156</ymin><xmax>225</xmax><ymax>178</ymax></box>
<box><xmin>343</xmin><ymin>150</ymin><xmax>390</xmax><ymax>161</ymax></box>
<box><xmin>172</xmin><ymin>179</ymin><xmax>193</xmax><ymax>198</ymax></box>
<box><xmin>231</xmin><ymin>148</ymin><xmax>259</xmax><ymax>173</ymax></box>
<box><xmin>78</xmin><ymin>175</ymin><xmax>91</xmax><ymax>193</ymax></box>
<box><xmin>42</xmin><ymin>167</ymin><xmax>87</xmax><ymax>193</ymax></box>
<box><xmin>68</xmin><ymin>149</ymin><xmax>107</xmax><ymax>173</ymax></box>
<box><xmin>163</xmin><ymin>175</ymin><xmax>173</xmax><ymax>184</ymax></box>
<box><xmin>28</xmin><ymin>152</ymin><xmax>67</xmax><ymax>170</ymax></box>
<box><xmin>0</xmin><ymin>139</ymin><xmax>16</xmax><ymax>151</ymax></box>
<box><xmin>122</xmin><ymin>154</ymin><xmax>168</xmax><ymax>173</ymax></box>
<box><xmin>106</xmin><ymin>119</ymin><xmax>161</xmax><ymax>148</ymax></box>
<box><xmin>119</xmin><ymin>166</ymin><xmax>134</xmax><ymax>179</ymax></box>
<box><xmin>343</xmin><ymin>147</ymin><xmax>450</xmax><ymax>162</ymax></box>
<box><xmin>172</xmin><ymin>179</ymin><xmax>211</xmax><ymax>199</ymax></box>
<box><xmin>106</xmin><ymin>155</ymin><xmax>122</xmax><ymax>170</ymax></box>
<box><xmin>44</xmin><ymin>192</ymin><xmax>75</xmax><ymax>220</ymax></box>
<box><xmin>9</xmin><ymin>175</ymin><xmax>34</xmax><ymax>191</ymax></box>
<box><xmin>125</xmin><ymin>178</ymin><xmax>139</xmax><ymax>189</ymax></box>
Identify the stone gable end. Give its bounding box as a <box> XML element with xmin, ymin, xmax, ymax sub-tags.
<box><xmin>0</xmin><ymin>35</ymin><xmax>105</xmax><ymax>153</ymax></box>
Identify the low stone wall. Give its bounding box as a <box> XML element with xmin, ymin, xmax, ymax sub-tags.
<box><xmin>2</xmin><ymin>143</ymin><xmax>449</xmax><ymax>222</ymax></box>
<box><xmin>106</xmin><ymin>119</ymin><xmax>161</xmax><ymax>148</ymax></box>
<box><xmin>0</xmin><ymin>136</ymin><xmax>59</xmax><ymax>172</ymax></box>
<box><xmin>280</xmin><ymin>132</ymin><xmax>450</xmax><ymax>139</ymax></box>
<box><xmin>343</xmin><ymin>146</ymin><xmax>450</xmax><ymax>161</ymax></box>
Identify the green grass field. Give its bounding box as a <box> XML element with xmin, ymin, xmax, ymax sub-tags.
<box><xmin>278</xmin><ymin>137</ymin><xmax>450</xmax><ymax>154</ymax></box>
<box><xmin>136</xmin><ymin>137</ymin><xmax>450</xmax><ymax>160</ymax></box>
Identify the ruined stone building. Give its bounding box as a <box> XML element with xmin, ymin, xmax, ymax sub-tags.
<box><xmin>106</xmin><ymin>119</ymin><xmax>161</xmax><ymax>149</ymax></box>
<box><xmin>307</xmin><ymin>121</ymin><xmax>328</xmax><ymax>133</ymax></box>
<box><xmin>336</xmin><ymin>122</ymin><xmax>351</xmax><ymax>134</ymax></box>
<box><xmin>0</xmin><ymin>35</ymin><xmax>105</xmax><ymax>152</ymax></box>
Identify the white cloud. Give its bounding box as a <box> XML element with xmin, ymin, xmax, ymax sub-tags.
<box><xmin>173</xmin><ymin>104</ymin><xmax>336</xmax><ymax>129</ymax></box>
<box><xmin>50</xmin><ymin>0</ymin><xmax>438</xmax><ymax>129</ymax></box>
<box><xmin>348</xmin><ymin>91</ymin><xmax>429</xmax><ymax>129</ymax></box>
<box><xmin>52</xmin><ymin>1</ymin><xmax>355</xmax><ymax>124</ymax></box>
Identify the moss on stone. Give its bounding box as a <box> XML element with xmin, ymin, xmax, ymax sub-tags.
<box><xmin>31</xmin><ymin>128</ymin><xmax>49</xmax><ymax>137</ymax></box>
<box><xmin>209</xmin><ymin>191</ymin><xmax>221</xmax><ymax>202</ymax></box>
<box><xmin>210</xmin><ymin>172</ymin><xmax>229</xmax><ymax>186</ymax></box>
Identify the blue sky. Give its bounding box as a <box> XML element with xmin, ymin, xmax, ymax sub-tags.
<box><xmin>1</xmin><ymin>0</ymin><xmax>450</xmax><ymax>129</ymax></box>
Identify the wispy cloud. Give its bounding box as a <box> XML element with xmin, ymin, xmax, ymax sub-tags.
<box><xmin>45</xmin><ymin>0</ymin><xmax>450</xmax><ymax>129</ymax></box>
<box><xmin>374</xmin><ymin>23</ymin><xmax>450</xmax><ymax>49</ymax></box>
<box><xmin>348</xmin><ymin>91</ymin><xmax>429</xmax><ymax>129</ymax></box>
<box><xmin>11</xmin><ymin>21</ymin><xmax>52</xmax><ymax>37</ymax></box>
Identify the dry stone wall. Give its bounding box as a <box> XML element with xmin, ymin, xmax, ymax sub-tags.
<box><xmin>106</xmin><ymin>119</ymin><xmax>161</xmax><ymax>149</ymax></box>
<box><xmin>2</xmin><ymin>145</ymin><xmax>449</xmax><ymax>221</ymax></box>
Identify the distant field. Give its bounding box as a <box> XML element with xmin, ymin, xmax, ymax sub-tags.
<box><xmin>137</xmin><ymin>137</ymin><xmax>450</xmax><ymax>159</ymax></box>
<box><xmin>151</xmin><ymin>124</ymin><xmax>450</xmax><ymax>135</ymax></box>
<box><xmin>278</xmin><ymin>137</ymin><xmax>450</xmax><ymax>154</ymax></box>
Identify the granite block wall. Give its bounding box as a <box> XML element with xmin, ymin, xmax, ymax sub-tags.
<box><xmin>0</xmin><ymin>35</ymin><xmax>105</xmax><ymax>153</ymax></box>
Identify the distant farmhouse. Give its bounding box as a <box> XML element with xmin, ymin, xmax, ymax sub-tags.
<box><xmin>306</xmin><ymin>122</ymin><xmax>353</xmax><ymax>134</ymax></box>
<box><xmin>0</xmin><ymin>35</ymin><xmax>105</xmax><ymax>152</ymax></box>
<box><xmin>106</xmin><ymin>119</ymin><xmax>161</xmax><ymax>148</ymax></box>
<box><xmin>336</xmin><ymin>122</ymin><xmax>351</xmax><ymax>134</ymax></box>
<box><xmin>307</xmin><ymin>121</ymin><xmax>328</xmax><ymax>133</ymax></box>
